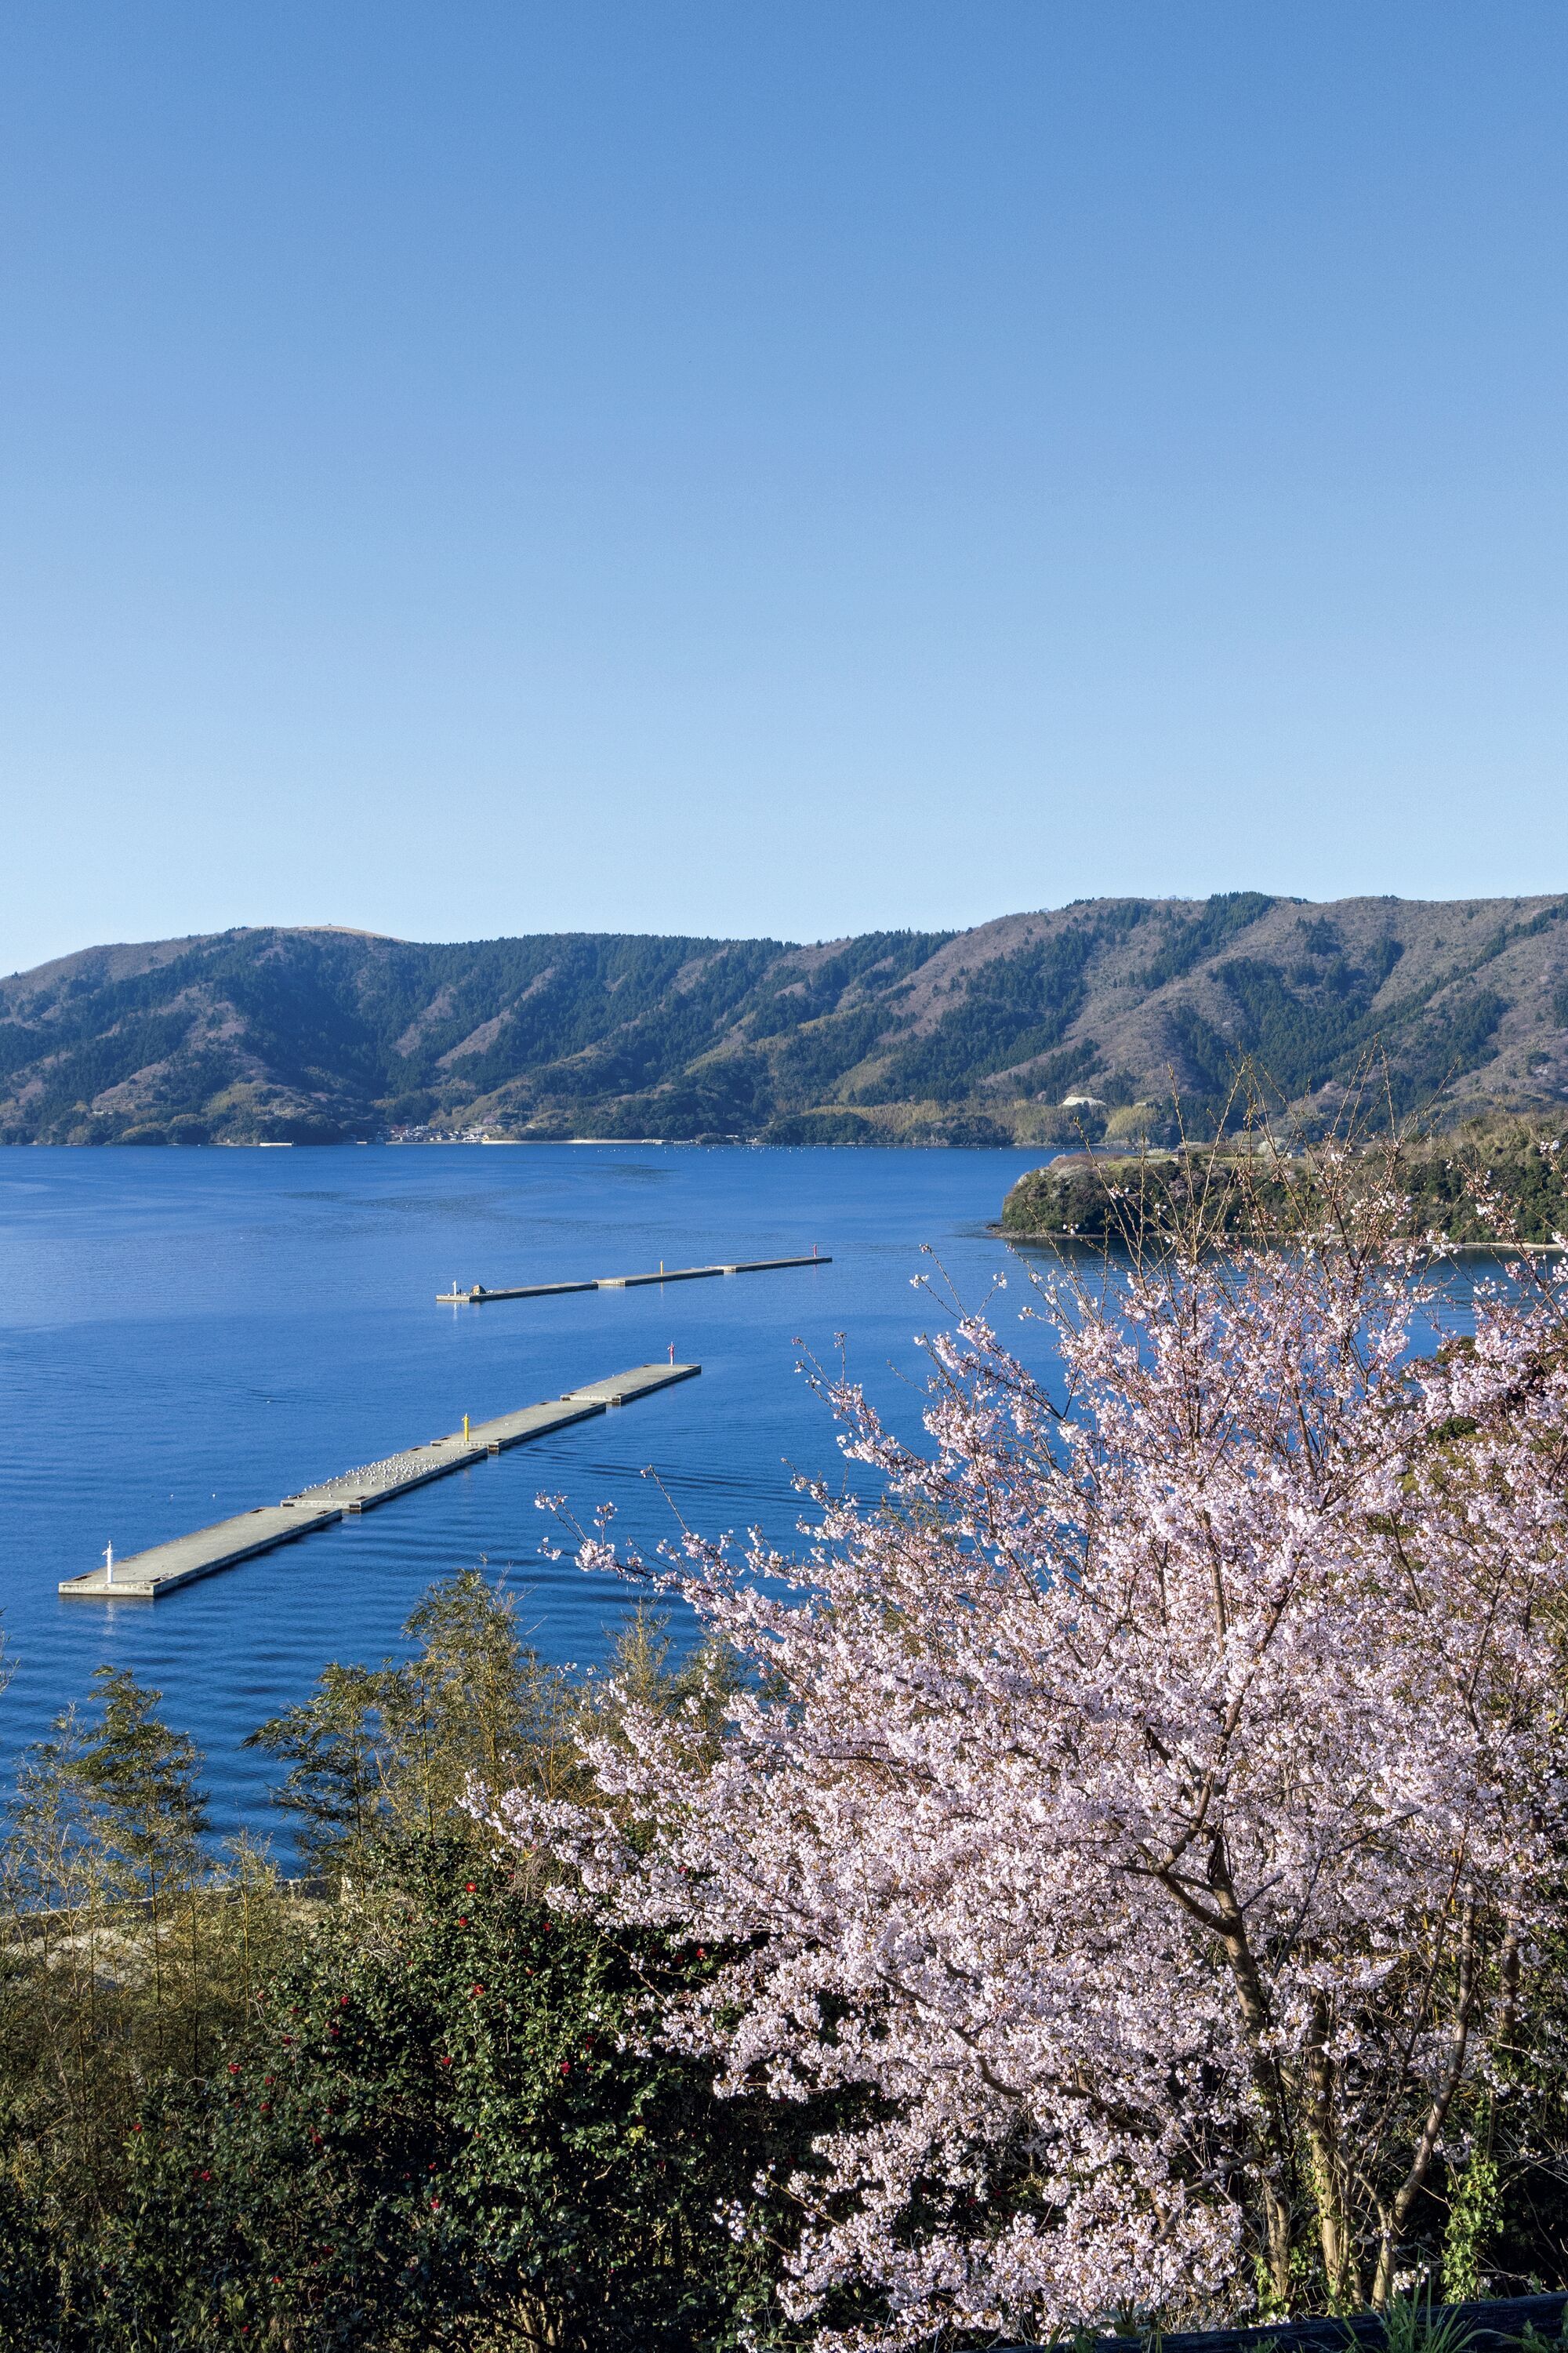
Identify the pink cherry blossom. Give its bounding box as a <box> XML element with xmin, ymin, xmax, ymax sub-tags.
<box><xmin>486</xmin><ymin>1229</ymin><xmax>1568</xmax><ymax>2348</ymax></box>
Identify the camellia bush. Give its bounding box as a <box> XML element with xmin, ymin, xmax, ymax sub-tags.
<box><xmin>491</xmin><ymin>1204</ymin><xmax>1568</xmax><ymax>2349</ymax></box>
<box><xmin>88</xmin><ymin>1842</ymin><xmax>807</xmax><ymax>2352</ymax></box>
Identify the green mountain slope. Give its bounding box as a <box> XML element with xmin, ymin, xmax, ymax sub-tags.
<box><xmin>5</xmin><ymin>895</ymin><xmax>1568</xmax><ymax>1145</ymax></box>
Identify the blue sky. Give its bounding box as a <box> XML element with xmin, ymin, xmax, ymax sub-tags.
<box><xmin>2</xmin><ymin>2</ymin><xmax>1566</xmax><ymax>971</ymax></box>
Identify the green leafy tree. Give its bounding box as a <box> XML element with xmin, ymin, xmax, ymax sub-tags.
<box><xmin>69</xmin><ymin>1666</ymin><xmax>209</xmax><ymax>2056</ymax></box>
<box><xmin>242</xmin><ymin>1661</ymin><xmax>387</xmax><ymax>1881</ymax></box>
<box><xmin>247</xmin><ymin>1573</ymin><xmax>586</xmax><ymax>1880</ymax></box>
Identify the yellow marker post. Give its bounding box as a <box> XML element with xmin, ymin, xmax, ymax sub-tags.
<box><xmin>463</xmin><ymin>1414</ymin><xmax>470</xmax><ymax>1444</ymax></box>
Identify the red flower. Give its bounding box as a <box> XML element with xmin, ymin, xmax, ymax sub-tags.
<box><xmin>470</xmin><ymin>1983</ymin><xmax>485</xmax><ymax>1997</ymax></box>
<box><xmin>439</xmin><ymin>2056</ymin><xmax>452</xmax><ymax>2068</ymax></box>
<box><xmin>430</xmin><ymin>2197</ymin><xmax>441</xmax><ymax>2210</ymax></box>
<box><xmin>559</xmin><ymin>2060</ymin><xmax>570</xmax><ymax>2075</ymax></box>
<box><xmin>465</xmin><ymin>1881</ymin><xmax>476</xmax><ymax>1892</ymax></box>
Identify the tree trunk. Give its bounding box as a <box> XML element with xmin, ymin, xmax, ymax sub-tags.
<box><xmin>1304</xmin><ymin>2003</ymin><xmax>1362</xmax><ymax>2309</ymax></box>
<box><xmin>1370</xmin><ymin>1900</ymin><xmax>1482</xmax><ymax>2305</ymax></box>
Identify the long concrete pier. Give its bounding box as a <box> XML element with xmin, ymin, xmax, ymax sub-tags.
<box><xmin>437</xmin><ymin>1251</ymin><xmax>830</xmax><ymax>1304</ymax></box>
<box><xmin>59</xmin><ymin>1362</ymin><xmax>699</xmax><ymax>1601</ymax></box>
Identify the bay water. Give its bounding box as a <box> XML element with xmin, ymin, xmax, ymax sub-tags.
<box><xmin>0</xmin><ymin>1143</ymin><xmax>1052</xmax><ymax>1845</ymax></box>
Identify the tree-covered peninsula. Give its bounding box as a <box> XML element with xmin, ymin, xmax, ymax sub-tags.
<box><xmin>1000</xmin><ymin>1118</ymin><xmax>1568</xmax><ymax>1251</ymax></box>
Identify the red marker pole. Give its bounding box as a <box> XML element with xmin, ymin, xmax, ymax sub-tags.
<box><xmin>668</xmin><ymin>1342</ymin><xmax>675</xmax><ymax>1364</ymax></box>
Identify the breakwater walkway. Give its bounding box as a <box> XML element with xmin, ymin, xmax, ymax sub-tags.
<box><xmin>437</xmin><ymin>1250</ymin><xmax>830</xmax><ymax>1305</ymax></box>
<box><xmin>59</xmin><ymin>1362</ymin><xmax>699</xmax><ymax>1602</ymax></box>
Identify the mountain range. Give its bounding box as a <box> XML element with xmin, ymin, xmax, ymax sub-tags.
<box><xmin>4</xmin><ymin>894</ymin><xmax>1568</xmax><ymax>1146</ymax></box>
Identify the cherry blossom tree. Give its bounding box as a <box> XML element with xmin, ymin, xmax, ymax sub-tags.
<box><xmin>488</xmin><ymin>1217</ymin><xmax>1568</xmax><ymax>2348</ymax></box>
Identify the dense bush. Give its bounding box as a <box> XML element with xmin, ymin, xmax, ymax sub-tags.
<box><xmin>84</xmin><ymin>1845</ymin><xmax>804</xmax><ymax>2351</ymax></box>
<box><xmin>0</xmin><ymin>1585</ymin><xmax>822</xmax><ymax>2351</ymax></box>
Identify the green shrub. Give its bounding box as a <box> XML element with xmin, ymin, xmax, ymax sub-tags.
<box><xmin>87</xmin><ymin>1842</ymin><xmax>800</xmax><ymax>2351</ymax></box>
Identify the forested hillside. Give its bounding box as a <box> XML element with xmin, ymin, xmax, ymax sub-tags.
<box><xmin>5</xmin><ymin>894</ymin><xmax>1568</xmax><ymax>1144</ymax></box>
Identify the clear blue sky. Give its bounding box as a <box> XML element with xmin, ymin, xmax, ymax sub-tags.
<box><xmin>3</xmin><ymin>2</ymin><xmax>1566</xmax><ymax>973</ymax></box>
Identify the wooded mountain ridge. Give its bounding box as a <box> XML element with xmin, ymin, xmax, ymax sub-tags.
<box><xmin>4</xmin><ymin>893</ymin><xmax>1568</xmax><ymax>1145</ymax></box>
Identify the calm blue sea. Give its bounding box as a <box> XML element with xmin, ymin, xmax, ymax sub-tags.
<box><xmin>0</xmin><ymin>1143</ymin><xmax>1054</xmax><ymax>1845</ymax></box>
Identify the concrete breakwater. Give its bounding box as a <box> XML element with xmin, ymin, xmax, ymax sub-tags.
<box><xmin>59</xmin><ymin>1362</ymin><xmax>700</xmax><ymax>1602</ymax></box>
<box><xmin>437</xmin><ymin>1251</ymin><xmax>829</xmax><ymax>1305</ymax></box>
